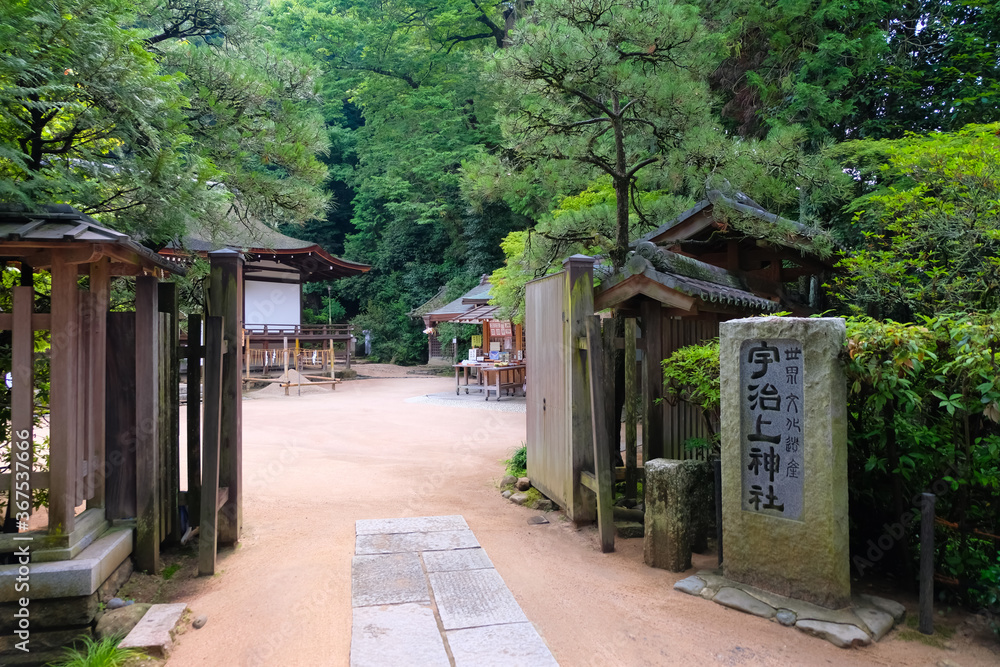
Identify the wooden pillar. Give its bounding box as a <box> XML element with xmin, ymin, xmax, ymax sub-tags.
<box><xmin>187</xmin><ymin>314</ymin><xmax>202</xmax><ymax>528</ymax></box>
<box><xmin>159</xmin><ymin>282</ymin><xmax>181</xmax><ymax>544</ymax></box>
<box><xmin>134</xmin><ymin>276</ymin><xmax>160</xmax><ymax>573</ymax></box>
<box><xmin>89</xmin><ymin>259</ymin><xmax>109</xmax><ymax>509</ymax></box>
<box><xmin>208</xmin><ymin>249</ymin><xmax>243</xmax><ymax>545</ymax></box>
<box><xmin>49</xmin><ymin>252</ymin><xmax>79</xmax><ymax>535</ymax></box>
<box><xmin>10</xmin><ymin>285</ymin><xmax>34</xmax><ymax>518</ymax></box>
<box><xmin>641</xmin><ymin>298</ymin><xmax>664</xmax><ymax>461</ymax></box>
<box><xmin>344</xmin><ymin>331</ymin><xmax>351</xmax><ymax>370</ymax></box>
<box><xmin>564</xmin><ymin>254</ymin><xmax>597</xmax><ymax>523</ymax></box>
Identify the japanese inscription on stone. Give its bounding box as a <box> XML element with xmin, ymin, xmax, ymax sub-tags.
<box><xmin>739</xmin><ymin>339</ymin><xmax>804</xmax><ymax>521</ymax></box>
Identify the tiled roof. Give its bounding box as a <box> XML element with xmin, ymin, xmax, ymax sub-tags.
<box><xmin>0</xmin><ymin>204</ymin><xmax>185</xmax><ymax>275</ymax></box>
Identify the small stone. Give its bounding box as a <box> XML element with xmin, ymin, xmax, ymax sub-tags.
<box><xmin>713</xmin><ymin>587</ymin><xmax>777</xmax><ymax>619</ymax></box>
<box><xmin>509</xmin><ymin>492</ymin><xmax>529</xmax><ymax>505</ymax></box>
<box><xmin>614</xmin><ymin>521</ymin><xmax>644</xmax><ymax>538</ymax></box>
<box><xmin>855</xmin><ymin>606</ymin><xmax>894</xmax><ymax>641</ymax></box>
<box><xmin>776</xmin><ymin>609</ymin><xmax>797</xmax><ymax>626</ymax></box>
<box><xmin>858</xmin><ymin>594</ymin><xmax>906</xmax><ymax>623</ymax></box>
<box><xmin>527</xmin><ymin>516</ymin><xmax>549</xmax><ymax>525</ymax></box>
<box><xmin>107</xmin><ymin>598</ymin><xmax>125</xmax><ymax>610</ymax></box>
<box><xmin>501</xmin><ymin>475</ymin><xmax>517</xmax><ymax>487</ymax></box>
<box><xmin>193</xmin><ymin>615</ymin><xmax>208</xmax><ymax>629</ymax></box>
<box><xmin>634</xmin><ymin>503</ymin><xmax>644</xmax><ymax>512</ymax></box>
<box><xmin>795</xmin><ymin>619</ymin><xmax>872</xmax><ymax>648</ymax></box>
<box><xmin>937</xmin><ymin>660</ymin><xmax>963</xmax><ymax>667</ymax></box>
<box><xmin>533</xmin><ymin>499</ymin><xmax>554</xmax><ymax>511</ymax></box>
<box><xmin>673</xmin><ymin>576</ymin><xmax>706</xmax><ymax>596</ymax></box>
<box><xmin>501</xmin><ymin>490</ymin><xmax>513</xmax><ymax>499</ymax></box>
<box><xmin>515</xmin><ymin>477</ymin><xmax>531</xmax><ymax>491</ymax></box>
<box><xmin>125</xmin><ymin>600</ymin><xmax>134</xmax><ymax>606</ymax></box>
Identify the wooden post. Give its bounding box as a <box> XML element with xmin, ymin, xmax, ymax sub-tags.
<box><xmin>89</xmin><ymin>259</ymin><xmax>109</xmax><ymax>509</ymax></box>
<box><xmin>10</xmin><ymin>285</ymin><xmax>34</xmax><ymax>518</ymax></box>
<box><xmin>187</xmin><ymin>314</ymin><xmax>203</xmax><ymax>528</ymax></box>
<box><xmin>198</xmin><ymin>316</ymin><xmax>224</xmax><ymax>576</ymax></box>
<box><xmin>586</xmin><ymin>315</ymin><xmax>614</xmax><ymax>553</ymax></box>
<box><xmin>641</xmin><ymin>299</ymin><xmax>664</xmax><ymax>461</ymax></box>
<box><xmin>624</xmin><ymin>318</ymin><xmax>638</xmax><ymax>500</ymax></box>
<box><xmin>208</xmin><ymin>249</ymin><xmax>243</xmax><ymax>545</ymax></box>
<box><xmin>105</xmin><ymin>313</ymin><xmax>137</xmax><ymax>520</ymax></box>
<box><xmin>159</xmin><ymin>282</ymin><xmax>181</xmax><ymax>544</ymax></box>
<box><xmin>49</xmin><ymin>252</ymin><xmax>79</xmax><ymax>535</ymax></box>
<box><xmin>344</xmin><ymin>332</ymin><xmax>351</xmax><ymax>370</ymax></box>
<box><xmin>244</xmin><ymin>331</ymin><xmax>250</xmax><ymax>380</ymax></box>
<box><xmin>564</xmin><ymin>254</ymin><xmax>598</xmax><ymax>523</ymax></box>
<box><xmin>134</xmin><ymin>276</ymin><xmax>160</xmax><ymax>573</ymax></box>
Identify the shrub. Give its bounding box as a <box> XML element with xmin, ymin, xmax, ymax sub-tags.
<box><xmin>505</xmin><ymin>444</ymin><xmax>527</xmax><ymax>477</ymax></box>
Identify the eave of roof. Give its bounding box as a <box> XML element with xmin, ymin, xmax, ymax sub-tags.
<box><xmin>0</xmin><ymin>204</ymin><xmax>186</xmax><ymax>275</ymax></box>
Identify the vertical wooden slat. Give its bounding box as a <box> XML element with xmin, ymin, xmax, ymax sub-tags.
<box><xmin>90</xmin><ymin>259</ymin><xmax>109</xmax><ymax>508</ymax></box>
<box><xmin>134</xmin><ymin>276</ymin><xmax>160</xmax><ymax>573</ymax></box>
<box><xmin>79</xmin><ymin>291</ymin><xmax>96</xmax><ymax>502</ymax></box>
<box><xmin>624</xmin><ymin>318</ymin><xmax>638</xmax><ymax>499</ymax></box>
<box><xmin>601</xmin><ymin>318</ymin><xmax>616</xmax><ymax>475</ymax></box>
<box><xmin>586</xmin><ymin>315</ymin><xmax>614</xmax><ymax>553</ymax></box>
<box><xmin>159</xmin><ymin>282</ymin><xmax>181</xmax><ymax>545</ymax></box>
<box><xmin>105</xmin><ymin>313</ymin><xmax>137</xmax><ymax>519</ymax></box>
<box><xmin>11</xmin><ymin>285</ymin><xmax>34</xmax><ymax>519</ymax></box>
<box><xmin>187</xmin><ymin>314</ymin><xmax>203</xmax><ymax>529</ymax></box>
<box><xmin>199</xmin><ymin>315</ymin><xmax>224</xmax><ymax>575</ymax></box>
<box><xmin>49</xmin><ymin>253</ymin><xmax>78</xmax><ymax>535</ymax></box>
<box><xmin>74</xmin><ymin>284</ymin><xmax>89</xmax><ymax>507</ymax></box>
<box><xmin>158</xmin><ymin>313</ymin><xmax>169</xmax><ymax>543</ymax></box>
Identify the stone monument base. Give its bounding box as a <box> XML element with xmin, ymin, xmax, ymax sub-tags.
<box><xmin>674</xmin><ymin>570</ymin><xmax>905</xmax><ymax>649</ymax></box>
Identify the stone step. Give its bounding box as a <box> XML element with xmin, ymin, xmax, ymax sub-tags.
<box><xmin>118</xmin><ymin>602</ymin><xmax>188</xmax><ymax>659</ymax></box>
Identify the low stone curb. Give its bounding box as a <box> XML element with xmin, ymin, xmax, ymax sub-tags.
<box><xmin>673</xmin><ymin>570</ymin><xmax>905</xmax><ymax>650</ymax></box>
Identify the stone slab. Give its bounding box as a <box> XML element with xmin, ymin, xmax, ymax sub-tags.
<box><xmin>422</xmin><ymin>548</ymin><xmax>493</xmax><ymax>573</ymax></box>
<box><xmin>429</xmin><ymin>569</ymin><xmax>528</xmax><ymax>630</ymax></box>
<box><xmin>356</xmin><ymin>529</ymin><xmax>479</xmax><ymax>555</ymax></box>
<box><xmin>713</xmin><ymin>586</ymin><xmax>777</xmax><ymax>619</ymax></box>
<box><xmin>352</xmin><ymin>553</ymin><xmax>429</xmax><ymax>607</ymax></box>
<box><xmin>0</xmin><ymin>593</ymin><xmax>98</xmax><ymax>632</ymax></box>
<box><xmin>857</xmin><ymin>594</ymin><xmax>906</xmax><ymax>623</ymax></box>
<box><xmin>673</xmin><ymin>576</ymin><xmax>706</xmax><ymax>597</ymax></box>
<box><xmin>355</xmin><ymin>516</ymin><xmax>469</xmax><ymax>536</ymax></box>
<box><xmin>738</xmin><ymin>583</ymin><xmax>864</xmax><ymax>627</ymax></box>
<box><xmin>350</xmin><ymin>603</ymin><xmax>450</xmax><ymax>667</ymax></box>
<box><xmin>447</xmin><ymin>622</ymin><xmax>558</xmax><ymax>666</ymax></box>
<box><xmin>855</xmin><ymin>606</ymin><xmax>894</xmax><ymax>641</ymax></box>
<box><xmin>118</xmin><ymin>602</ymin><xmax>188</xmax><ymax>658</ymax></box>
<box><xmin>795</xmin><ymin>619</ymin><xmax>872</xmax><ymax>648</ymax></box>
<box><xmin>0</xmin><ymin>527</ymin><xmax>133</xmax><ymax>602</ymax></box>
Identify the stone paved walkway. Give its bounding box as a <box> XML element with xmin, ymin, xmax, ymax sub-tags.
<box><xmin>350</xmin><ymin>515</ymin><xmax>558</xmax><ymax>666</ymax></box>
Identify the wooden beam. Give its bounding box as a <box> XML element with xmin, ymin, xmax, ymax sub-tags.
<box><xmin>6</xmin><ymin>246</ymin><xmax>103</xmax><ymax>268</ymax></box>
<box><xmin>134</xmin><ymin>276</ymin><xmax>160</xmax><ymax>573</ymax></box>
<box><xmin>595</xmin><ymin>273</ymin><xmax>697</xmax><ymax>312</ymax></box>
<box><xmin>48</xmin><ymin>252</ymin><xmax>79</xmax><ymax>535</ymax></box>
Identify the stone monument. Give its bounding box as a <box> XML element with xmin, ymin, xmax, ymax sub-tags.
<box><xmin>719</xmin><ymin>317</ymin><xmax>850</xmax><ymax>609</ymax></box>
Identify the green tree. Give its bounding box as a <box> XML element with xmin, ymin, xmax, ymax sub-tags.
<box><xmin>492</xmin><ymin>0</ymin><xmax>717</xmax><ymax>269</ymax></box>
<box><xmin>829</xmin><ymin>123</ymin><xmax>1000</xmax><ymax>320</ymax></box>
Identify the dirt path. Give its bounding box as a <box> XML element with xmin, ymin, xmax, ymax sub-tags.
<box><xmin>162</xmin><ymin>375</ymin><xmax>998</xmax><ymax>666</ymax></box>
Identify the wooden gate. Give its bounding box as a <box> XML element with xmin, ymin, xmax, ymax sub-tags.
<box><xmin>525</xmin><ymin>272</ymin><xmax>567</xmax><ymax>511</ymax></box>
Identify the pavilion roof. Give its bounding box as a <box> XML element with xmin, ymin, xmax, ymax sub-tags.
<box><xmin>0</xmin><ymin>205</ymin><xmax>185</xmax><ymax>275</ymax></box>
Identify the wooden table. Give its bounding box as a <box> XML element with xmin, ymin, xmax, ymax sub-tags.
<box><xmin>480</xmin><ymin>364</ymin><xmax>526</xmax><ymax>401</ymax></box>
<box><xmin>454</xmin><ymin>363</ymin><xmax>485</xmax><ymax>395</ymax></box>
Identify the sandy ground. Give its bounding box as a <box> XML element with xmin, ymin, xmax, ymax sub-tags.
<box><xmin>161</xmin><ymin>374</ymin><xmax>999</xmax><ymax>667</ymax></box>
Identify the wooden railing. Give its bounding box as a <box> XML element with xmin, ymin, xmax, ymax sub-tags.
<box><xmin>243</xmin><ymin>323</ymin><xmax>353</xmax><ymax>337</ymax></box>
